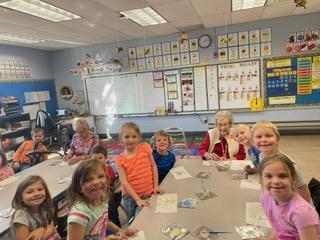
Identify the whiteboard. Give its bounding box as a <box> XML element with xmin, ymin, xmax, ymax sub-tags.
<box><xmin>23</xmin><ymin>103</ymin><xmax>40</xmax><ymax>120</ymax></box>
<box><xmin>86</xmin><ymin>72</ymin><xmax>165</xmax><ymax>115</ymax></box>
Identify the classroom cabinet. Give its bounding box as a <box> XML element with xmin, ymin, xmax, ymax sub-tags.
<box><xmin>0</xmin><ymin>113</ymin><xmax>31</xmax><ymax>161</ymax></box>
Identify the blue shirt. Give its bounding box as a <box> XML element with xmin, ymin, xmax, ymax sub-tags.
<box><xmin>152</xmin><ymin>149</ymin><xmax>175</xmax><ymax>183</ymax></box>
<box><xmin>247</xmin><ymin>144</ymin><xmax>260</xmax><ymax>167</ymax></box>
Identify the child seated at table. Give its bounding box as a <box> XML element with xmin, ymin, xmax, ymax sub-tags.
<box><xmin>232</xmin><ymin>123</ymin><xmax>260</xmax><ymax>173</ymax></box>
<box><xmin>12</xmin><ymin>128</ymin><xmax>47</xmax><ymax>172</ymax></box>
<box><xmin>152</xmin><ymin>130</ymin><xmax>176</xmax><ymax>184</ymax></box>
<box><xmin>91</xmin><ymin>145</ymin><xmax>122</xmax><ymax>228</ymax></box>
<box><xmin>0</xmin><ymin>151</ymin><xmax>14</xmax><ymax>181</ymax></box>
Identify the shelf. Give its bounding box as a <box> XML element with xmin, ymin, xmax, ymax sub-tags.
<box><xmin>0</xmin><ymin>127</ymin><xmax>31</xmax><ymax>137</ymax></box>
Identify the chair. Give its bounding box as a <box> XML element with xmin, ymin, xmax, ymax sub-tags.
<box><xmin>35</xmin><ymin>110</ymin><xmax>61</xmax><ymax>147</ymax></box>
<box><xmin>165</xmin><ymin>127</ymin><xmax>189</xmax><ymax>158</ymax></box>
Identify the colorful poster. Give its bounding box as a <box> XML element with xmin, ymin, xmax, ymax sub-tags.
<box><xmin>218</xmin><ymin>34</ymin><xmax>228</xmax><ymax>48</ymax></box>
<box><xmin>260</xmin><ymin>28</ymin><xmax>271</xmax><ymax>42</ymax></box>
<box><xmin>249</xmin><ymin>29</ymin><xmax>260</xmax><ymax>44</ymax></box>
<box><xmin>218</xmin><ymin>48</ymin><xmax>228</xmax><ymax>61</ymax></box>
<box><xmin>180</xmin><ymin>68</ymin><xmax>194</xmax><ymax>111</ymax></box>
<box><xmin>136</xmin><ymin>46</ymin><xmax>145</xmax><ymax>58</ymax></box>
<box><xmin>228</xmin><ymin>33</ymin><xmax>238</xmax><ymax>46</ymax></box>
<box><xmin>239</xmin><ymin>45</ymin><xmax>249</xmax><ymax>59</ymax></box>
<box><xmin>250</xmin><ymin>44</ymin><xmax>260</xmax><ymax>58</ymax></box>
<box><xmin>162</xmin><ymin>42</ymin><xmax>171</xmax><ymax>55</ymax></box>
<box><xmin>297</xmin><ymin>57</ymin><xmax>312</xmax><ymax>94</ymax></box>
<box><xmin>261</xmin><ymin>42</ymin><xmax>272</xmax><ymax>56</ymax></box>
<box><xmin>239</xmin><ymin>31</ymin><xmax>249</xmax><ymax>45</ymax></box>
<box><xmin>171</xmin><ymin>41</ymin><xmax>180</xmax><ymax>54</ymax></box>
<box><xmin>163</xmin><ymin>55</ymin><xmax>172</xmax><ymax>67</ymax></box>
<box><xmin>128</xmin><ymin>48</ymin><xmax>136</xmax><ymax>59</ymax></box>
<box><xmin>180</xmin><ymin>40</ymin><xmax>189</xmax><ymax>52</ymax></box>
<box><xmin>181</xmin><ymin>53</ymin><xmax>190</xmax><ymax>65</ymax></box>
<box><xmin>146</xmin><ymin>57</ymin><xmax>155</xmax><ymax>70</ymax></box>
<box><xmin>153</xmin><ymin>43</ymin><xmax>162</xmax><ymax>56</ymax></box>
<box><xmin>172</xmin><ymin>54</ymin><xmax>181</xmax><ymax>66</ymax></box>
<box><xmin>154</xmin><ymin>56</ymin><xmax>163</xmax><ymax>68</ymax></box>
<box><xmin>137</xmin><ymin>58</ymin><xmax>146</xmax><ymax>70</ymax></box>
<box><xmin>189</xmin><ymin>39</ymin><xmax>198</xmax><ymax>51</ymax></box>
<box><xmin>144</xmin><ymin>45</ymin><xmax>153</xmax><ymax>57</ymax></box>
<box><xmin>129</xmin><ymin>59</ymin><xmax>137</xmax><ymax>71</ymax></box>
<box><xmin>190</xmin><ymin>52</ymin><xmax>199</xmax><ymax>64</ymax></box>
<box><xmin>228</xmin><ymin>47</ymin><xmax>239</xmax><ymax>60</ymax></box>
<box><xmin>312</xmin><ymin>56</ymin><xmax>320</xmax><ymax>89</ymax></box>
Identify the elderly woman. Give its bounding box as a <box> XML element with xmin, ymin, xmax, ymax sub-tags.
<box><xmin>64</xmin><ymin>118</ymin><xmax>99</xmax><ymax>165</ymax></box>
<box><xmin>199</xmin><ymin>110</ymin><xmax>245</xmax><ymax>160</ymax></box>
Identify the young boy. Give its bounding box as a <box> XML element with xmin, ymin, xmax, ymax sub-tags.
<box><xmin>152</xmin><ymin>130</ymin><xmax>176</xmax><ymax>183</ymax></box>
<box><xmin>13</xmin><ymin>128</ymin><xmax>47</xmax><ymax>172</ymax></box>
<box><xmin>232</xmin><ymin>124</ymin><xmax>260</xmax><ymax>174</ymax></box>
<box><xmin>91</xmin><ymin>145</ymin><xmax>121</xmax><ymax>227</ymax></box>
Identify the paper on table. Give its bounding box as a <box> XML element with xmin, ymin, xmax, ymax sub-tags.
<box><xmin>240</xmin><ymin>175</ymin><xmax>261</xmax><ymax>190</ymax></box>
<box><xmin>57</xmin><ymin>176</ymin><xmax>72</xmax><ymax>184</ymax></box>
<box><xmin>128</xmin><ymin>231</ymin><xmax>145</xmax><ymax>240</ymax></box>
<box><xmin>246</xmin><ymin>202</ymin><xmax>271</xmax><ymax>228</ymax></box>
<box><xmin>0</xmin><ymin>175</ymin><xmax>21</xmax><ymax>186</ymax></box>
<box><xmin>0</xmin><ymin>208</ymin><xmax>14</xmax><ymax>218</ymax></box>
<box><xmin>155</xmin><ymin>193</ymin><xmax>178</xmax><ymax>213</ymax></box>
<box><xmin>202</xmin><ymin>160</ymin><xmax>213</xmax><ymax>166</ymax></box>
<box><xmin>170</xmin><ymin>166</ymin><xmax>192</xmax><ymax>180</ymax></box>
<box><xmin>230</xmin><ymin>160</ymin><xmax>254</xmax><ymax>171</ymax></box>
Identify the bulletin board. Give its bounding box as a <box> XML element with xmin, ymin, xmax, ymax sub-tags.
<box><xmin>218</xmin><ymin>60</ymin><xmax>261</xmax><ymax>109</ymax></box>
<box><xmin>264</xmin><ymin>53</ymin><xmax>320</xmax><ymax>107</ymax></box>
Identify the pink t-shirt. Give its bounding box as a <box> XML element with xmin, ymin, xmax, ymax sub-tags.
<box><xmin>115</xmin><ymin>142</ymin><xmax>154</xmax><ymax>196</ymax></box>
<box><xmin>260</xmin><ymin>191</ymin><xmax>320</xmax><ymax>239</ymax></box>
<box><xmin>0</xmin><ymin>165</ymin><xmax>14</xmax><ymax>181</ymax></box>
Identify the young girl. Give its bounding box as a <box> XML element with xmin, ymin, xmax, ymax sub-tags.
<box><xmin>252</xmin><ymin>120</ymin><xmax>311</xmax><ymax>203</ymax></box>
<box><xmin>11</xmin><ymin>175</ymin><xmax>59</xmax><ymax>240</ymax></box>
<box><xmin>152</xmin><ymin>130</ymin><xmax>176</xmax><ymax>184</ymax></box>
<box><xmin>199</xmin><ymin>110</ymin><xmax>246</xmax><ymax>160</ymax></box>
<box><xmin>259</xmin><ymin>153</ymin><xmax>320</xmax><ymax>240</ymax></box>
<box><xmin>0</xmin><ymin>151</ymin><xmax>14</xmax><ymax>181</ymax></box>
<box><xmin>115</xmin><ymin>122</ymin><xmax>163</xmax><ymax>221</ymax></box>
<box><xmin>67</xmin><ymin>159</ymin><xmax>137</xmax><ymax>240</ymax></box>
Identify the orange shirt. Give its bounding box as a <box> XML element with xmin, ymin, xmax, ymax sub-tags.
<box><xmin>115</xmin><ymin>142</ymin><xmax>154</xmax><ymax>196</ymax></box>
<box><xmin>13</xmin><ymin>140</ymin><xmax>47</xmax><ymax>164</ymax></box>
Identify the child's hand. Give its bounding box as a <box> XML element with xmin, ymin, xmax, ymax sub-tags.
<box><xmin>26</xmin><ymin>227</ymin><xmax>45</xmax><ymax>240</ymax></box>
<box><xmin>106</xmin><ymin>235</ymin><xmax>121</xmax><ymax>240</ymax></box>
<box><xmin>204</xmin><ymin>152</ymin><xmax>220</xmax><ymax>160</ymax></box>
<box><xmin>154</xmin><ymin>186</ymin><xmax>164</xmax><ymax>194</ymax></box>
<box><xmin>13</xmin><ymin>162</ymin><xmax>20</xmax><ymax>170</ymax></box>
<box><xmin>135</xmin><ymin>198</ymin><xmax>149</xmax><ymax>207</ymax></box>
<box><xmin>46</xmin><ymin>222</ymin><xmax>57</xmax><ymax>236</ymax></box>
<box><xmin>124</xmin><ymin>228</ymin><xmax>139</xmax><ymax>236</ymax></box>
<box><xmin>244</xmin><ymin>165</ymin><xmax>256</xmax><ymax>174</ymax></box>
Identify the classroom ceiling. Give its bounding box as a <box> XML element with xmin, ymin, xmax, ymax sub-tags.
<box><xmin>0</xmin><ymin>0</ymin><xmax>319</xmax><ymax>51</ymax></box>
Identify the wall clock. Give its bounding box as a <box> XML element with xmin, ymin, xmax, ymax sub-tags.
<box><xmin>249</xmin><ymin>96</ymin><xmax>264</xmax><ymax>111</ymax></box>
<box><xmin>198</xmin><ymin>35</ymin><xmax>211</xmax><ymax>48</ymax></box>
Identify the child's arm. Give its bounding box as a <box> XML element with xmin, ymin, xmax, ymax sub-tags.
<box><xmin>42</xmin><ymin>222</ymin><xmax>57</xmax><ymax>240</ymax></box>
<box><xmin>149</xmin><ymin>154</ymin><xmax>163</xmax><ymax>194</ymax></box>
<box><xmin>14</xmin><ymin>223</ymin><xmax>46</xmax><ymax>240</ymax></box>
<box><xmin>298</xmin><ymin>225</ymin><xmax>319</xmax><ymax>240</ymax></box>
<box><xmin>296</xmin><ymin>184</ymin><xmax>311</xmax><ymax>203</ymax></box>
<box><xmin>13</xmin><ymin>142</ymin><xmax>27</xmax><ymax>170</ymax></box>
<box><xmin>107</xmin><ymin>221</ymin><xmax>139</xmax><ymax>239</ymax></box>
<box><xmin>67</xmin><ymin>222</ymin><xmax>86</xmax><ymax>240</ymax></box>
<box><xmin>118</xmin><ymin>169</ymin><xmax>149</xmax><ymax>207</ymax></box>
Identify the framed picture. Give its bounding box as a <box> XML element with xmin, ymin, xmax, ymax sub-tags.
<box><xmin>162</xmin><ymin>42</ymin><xmax>171</xmax><ymax>55</ymax></box>
<box><xmin>181</xmin><ymin>53</ymin><xmax>190</xmax><ymax>65</ymax></box>
<box><xmin>144</xmin><ymin>45</ymin><xmax>153</xmax><ymax>57</ymax></box>
<box><xmin>172</xmin><ymin>54</ymin><xmax>181</xmax><ymax>66</ymax></box>
<box><xmin>136</xmin><ymin>46</ymin><xmax>145</xmax><ymax>58</ymax></box>
<box><xmin>166</xmin><ymin>75</ymin><xmax>177</xmax><ymax>83</ymax></box>
<box><xmin>249</xmin><ymin>29</ymin><xmax>260</xmax><ymax>44</ymax></box>
<box><xmin>228</xmin><ymin>47</ymin><xmax>239</xmax><ymax>60</ymax></box>
<box><xmin>137</xmin><ymin>58</ymin><xmax>146</xmax><ymax>70</ymax></box>
<box><xmin>153</xmin><ymin>43</ymin><xmax>162</xmax><ymax>56</ymax></box>
<box><xmin>154</xmin><ymin>56</ymin><xmax>163</xmax><ymax>68</ymax></box>
<box><xmin>218</xmin><ymin>48</ymin><xmax>228</xmax><ymax>61</ymax></box>
<box><xmin>261</xmin><ymin>28</ymin><xmax>271</xmax><ymax>42</ymax></box>
<box><xmin>60</xmin><ymin>85</ymin><xmax>73</xmax><ymax>100</ymax></box>
<box><xmin>261</xmin><ymin>42</ymin><xmax>272</xmax><ymax>56</ymax></box>
<box><xmin>218</xmin><ymin>34</ymin><xmax>228</xmax><ymax>48</ymax></box>
<box><xmin>168</xmin><ymin>91</ymin><xmax>178</xmax><ymax>99</ymax></box>
<box><xmin>129</xmin><ymin>59</ymin><xmax>137</xmax><ymax>71</ymax></box>
<box><xmin>228</xmin><ymin>33</ymin><xmax>238</xmax><ymax>46</ymax></box>
<box><xmin>180</xmin><ymin>40</ymin><xmax>189</xmax><ymax>52</ymax></box>
<box><xmin>146</xmin><ymin>57</ymin><xmax>155</xmax><ymax>69</ymax></box>
<box><xmin>239</xmin><ymin>31</ymin><xmax>249</xmax><ymax>45</ymax></box>
<box><xmin>128</xmin><ymin>47</ymin><xmax>136</xmax><ymax>59</ymax></box>
<box><xmin>171</xmin><ymin>41</ymin><xmax>180</xmax><ymax>54</ymax></box>
<box><xmin>250</xmin><ymin>43</ymin><xmax>260</xmax><ymax>57</ymax></box>
<box><xmin>190</xmin><ymin>52</ymin><xmax>199</xmax><ymax>64</ymax></box>
<box><xmin>239</xmin><ymin>45</ymin><xmax>249</xmax><ymax>59</ymax></box>
<box><xmin>163</xmin><ymin>55</ymin><xmax>172</xmax><ymax>67</ymax></box>
<box><xmin>189</xmin><ymin>39</ymin><xmax>198</xmax><ymax>51</ymax></box>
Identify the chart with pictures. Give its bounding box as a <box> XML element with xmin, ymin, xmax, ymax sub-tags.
<box><xmin>285</xmin><ymin>28</ymin><xmax>320</xmax><ymax>53</ymax></box>
<box><xmin>0</xmin><ymin>60</ymin><xmax>31</xmax><ymax>80</ymax></box>
<box><xmin>217</xmin><ymin>28</ymin><xmax>272</xmax><ymax>61</ymax></box>
<box><xmin>218</xmin><ymin>60</ymin><xmax>261</xmax><ymax>109</ymax></box>
<box><xmin>265</xmin><ymin>54</ymin><xmax>320</xmax><ymax>107</ymax></box>
<box><xmin>180</xmin><ymin>68</ymin><xmax>194</xmax><ymax>111</ymax></box>
<box><xmin>128</xmin><ymin>39</ymin><xmax>199</xmax><ymax>71</ymax></box>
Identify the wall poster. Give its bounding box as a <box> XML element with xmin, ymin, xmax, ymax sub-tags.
<box><xmin>180</xmin><ymin>68</ymin><xmax>194</xmax><ymax>111</ymax></box>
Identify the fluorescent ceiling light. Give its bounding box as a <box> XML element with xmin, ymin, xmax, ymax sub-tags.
<box><xmin>232</xmin><ymin>0</ymin><xmax>266</xmax><ymax>11</ymax></box>
<box><xmin>0</xmin><ymin>33</ymin><xmax>44</xmax><ymax>43</ymax></box>
<box><xmin>120</xmin><ymin>7</ymin><xmax>167</xmax><ymax>26</ymax></box>
<box><xmin>0</xmin><ymin>0</ymin><xmax>81</xmax><ymax>22</ymax></box>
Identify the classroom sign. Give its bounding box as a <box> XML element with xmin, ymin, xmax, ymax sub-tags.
<box><xmin>265</xmin><ymin>54</ymin><xmax>320</xmax><ymax>106</ymax></box>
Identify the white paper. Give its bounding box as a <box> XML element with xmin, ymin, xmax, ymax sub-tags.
<box><xmin>170</xmin><ymin>166</ymin><xmax>192</xmax><ymax>180</ymax></box>
<box><xmin>128</xmin><ymin>231</ymin><xmax>145</xmax><ymax>240</ymax></box>
<box><xmin>155</xmin><ymin>193</ymin><xmax>178</xmax><ymax>213</ymax></box>
<box><xmin>57</xmin><ymin>176</ymin><xmax>72</xmax><ymax>184</ymax></box>
<box><xmin>246</xmin><ymin>202</ymin><xmax>271</xmax><ymax>228</ymax></box>
<box><xmin>194</xmin><ymin>67</ymin><xmax>208</xmax><ymax>111</ymax></box>
<box><xmin>230</xmin><ymin>160</ymin><xmax>254</xmax><ymax>171</ymax></box>
<box><xmin>38</xmin><ymin>91</ymin><xmax>50</xmax><ymax>101</ymax></box>
<box><xmin>0</xmin><ymin>175</ymin><xmax>21</xmax><ymax>186</ymax></box>
<box><xmin>240</xmin><ymin>175</ymin><xmax>261</xmax><ymax>190</ymax></box>
<box><xmin>202</xmin><ymin>160</ymin><xmax>213</xmax><ymax>166</ymax></box>
<box><xmin>0</xmin><ymin>208</ymin><xmax>14</xmax><ymax>218</ymax></box>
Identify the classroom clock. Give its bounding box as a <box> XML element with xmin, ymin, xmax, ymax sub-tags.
<box><xmin>249</xmin><ymin>96</ymin><xmax>264</xmax><ymax>111</ymax></box>
<box><xmin>198</xmin><ymin>35</ymin><xmax>211</xmax><ymax>48</ymax></box>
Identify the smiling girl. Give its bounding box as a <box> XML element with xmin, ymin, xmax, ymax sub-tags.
<box><xmin>258</xmin><ymin>153</ymin><xmax>320</xmax><ymax>240</ymax></box>
<box><xmin>67</xmin><ymin>159</ymin><xmax>137</xmax><ymax>240</ymax></box>
<box><xmin>11</xmin><ymin>175</ymin><xmax>59</xmax><ymax>240</ymax></box>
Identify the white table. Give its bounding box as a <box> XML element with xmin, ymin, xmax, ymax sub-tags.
<box><xmin>131</xmin><ymin>159</ymin><xmax>265</xmax><ymax>239</ymax></box>
<box><xmin>0</xmin><ymin>157</ymin><xmax>74</xmax><ymax>236</ymax></box>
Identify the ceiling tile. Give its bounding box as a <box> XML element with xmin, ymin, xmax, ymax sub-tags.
<box><xmin>10</xmin><ymin>28</ymin><xmax>66</xmax><ymax>40</ymax></box>
<box><xmin>32</xmin><ymin>23</ymin><xmax>87</xmax><ymax>37</ymax></box>
<box><xmin>232</xmin><ymin>7</ymin><xmax>265</xmax><ymax>25</ymax></box>
<box><xmin>95</xmin><ymin>0</ymin><xmax>149</xmax><ymax>11</ymax></box>
<box><xmin>74</xmin><ymin>34</ymin><xmax>114</xmax><ymax>44</ymax></box>
<box><xmin>201</xmin><ymin>13</ymin><xmax>232</xmax><ymax>28</ymax></box>
<box><xmin>146</xmin><ymin>23</ymin><xmax>178</xmax><ymax>35</ymax></box>
<box><xmin>172</xmin><ymin>17</ymin><xmax>202</xmax><ymax>29</ymax></box>
<box><xmin>153</xmin><ymin>0</ymin><xmax>199</xmax><ymax>22</ymax></box>
<box><xmin>146</xmin><ymin>0</ymin><xmax>177</xmax><ymax>4</ymax></box>
<box><xmin>0</xmin><ymin>21</ymin><xmax>24</xmax><ymax>32</ymax></box>
<box><xmin>261</xmin><ymin>3</ymin><xmax>296</xmax><ymax>19</ymax></box>
<box><xmin>61</xmin><ymin>18</ymin><xmax>113</xmax><ymax>34</ymax></box>
<box><xmin>122</xmin><ymin>28</ymin><xmax>157</xmax><ymax>39</ymax></box>
<box><xmin>190</xmin><ymin>0</ymin><xmax>230</xmax><ymax>17</ymax></box>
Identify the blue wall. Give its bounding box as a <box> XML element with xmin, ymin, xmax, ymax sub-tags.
<box><xmin>0</xmin><ymin>45</ymin><xmax>57</xmax><ymax>116</ymax></box>
<box><xmin>51</xmin><ymin>12</ymin><xmax>320</xmax><ymax>134</ymax></box>
<box><xmin>0</xmin><ymin>80</ymin><xmax>58</xmax><ymax>116</ymax></box>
